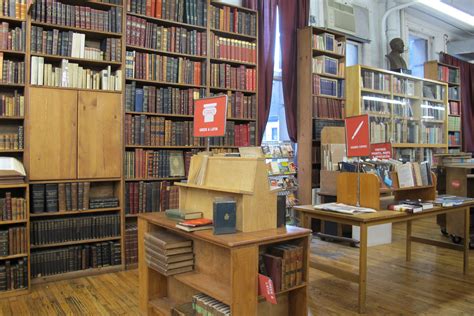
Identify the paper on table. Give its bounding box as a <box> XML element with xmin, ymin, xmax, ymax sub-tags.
<box><xmin>314</xmin><ymin>203</ymin><xmax>376</xmax><ymax>214</ymax></box>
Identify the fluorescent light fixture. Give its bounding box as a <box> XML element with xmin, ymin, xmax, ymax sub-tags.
<box><xmin>418</xmin><ymin>0</ymin><xmax>474</xmax><ymax>27</ymax></box>
<box><xmin>421</xmin><ymin>116</ymin><xmax>435</xmax><ymax>119</ymax></box>
<box><xmin>421</xmin><ymin>104</ymin><xmax>445</xmax><ymax>111</ymax></box>
<box><xmin>362</xmin><ymin>96</ymin><xmax>406</xmax><ymax>105</ymax></box>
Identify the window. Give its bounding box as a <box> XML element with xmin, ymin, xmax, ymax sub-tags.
<box><xmin>346</xmin><ymin>40</ymin><xmax>361</xmax><ymax>66</ymax></box>
<box><xmin>408</xmin><ymin>33</ymin><xmax>429</xmax><ymax>77</ymax></box>
<box><xmin>262</xmin><ymin>8</ymin><xmax>290</xmax><ymax>143</ymax></box>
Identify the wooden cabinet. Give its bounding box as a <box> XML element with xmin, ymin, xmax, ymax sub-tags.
<box><xmin>27</xmin><ymin>88</ymin><xmax>121</xmax><ymax>180</ymax></box>
<box><xmin>78</xmin><ymin>92</ymin><xmax>121</xmax><ymax>179</ymax></box>
<box><xmin>27</xmin><ymin>88</ymin><xmax>77</xmax><ymax>180</ymax></box>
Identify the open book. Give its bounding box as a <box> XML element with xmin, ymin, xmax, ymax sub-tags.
<box><xmin>314</xmin><ymin>203</ymin><xmax>376</xmax><ymax>214</ymax></box>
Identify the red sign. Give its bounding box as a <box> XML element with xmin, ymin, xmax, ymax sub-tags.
<box><xmin>194</xmin><ymin>95</ymin><xmax>228</xmax><ymax>137</ymax></box>
<box><xmin>370</xmin><ymin>143</ymin><xmax>392</xmax><ymax>159</ymax></box>
<box><xmin>345</xmin><ymin>115</ymin><xmax>370</xmax><ymax>157</ymax></box>
<box><xmin>451</xmin><ymin>180</ymin><xmax>461</xmax><ymax>189</ymax></box>
<box><xmin>258</xmin><ymin>274</ymin><xmax>277</xmax><ymax>304</ymax></box>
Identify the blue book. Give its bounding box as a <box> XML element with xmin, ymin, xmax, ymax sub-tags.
<box><xmin>135</xmin><ymin>88</ymin><xmax>144</xmax><ymax>112</ymax></box>
<box><xmin>213</xmin><ymin>199</ymin><xmax>236</xmax><ymax>235</ymax></box>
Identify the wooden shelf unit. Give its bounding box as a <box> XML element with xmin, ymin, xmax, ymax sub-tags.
<box><xmin>122</xmin><ymin>0</ymin><xmax>259</xmax><ymax>266</ymax></box>
<box><xmin>345</xmin><ymin>64</ymin><xmax>448</xmax><ymax>165</ymax></box>
<box><xmin>297</xmin><ymin>26</ymin><xmax>346</xmax><ymax>204</ymax></box>
<box><xmin>139</xmin><ymin>213</ymin><xmax>311</xmax><ymax>315</ymax></box>
<box><xmin>424</xmin><ymin>60</ymin><xmax>462</xmax><ymax>151</ymax></box>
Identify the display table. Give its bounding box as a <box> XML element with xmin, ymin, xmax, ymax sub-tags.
<box><xmin>295</xmin><ymin>202</ymin><xmax>474</xmax><ymax>313</ymax></box>
<box><xmin>138</xmin><ymin>213</ymin><xmax>312</xmax><ymax>315</ymax></box>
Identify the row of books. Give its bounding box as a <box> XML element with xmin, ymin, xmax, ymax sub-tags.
<box><xmin>30</xmin><ymin>58</ymin><xmax>122</xmax><ymax>91</ymax></box>
<box><xmin>0</xmin><ymin>127</ymin><xmax>23</xmax><ymax>150</ymax></box>
<box><xmin>191</xmin><ymin>294</ymin><xmax>230</xmax><ymax>316</ymax></box>
<box><xmin>0</xmin><ymin>21</ymin><xmax>25</xmax><ymax>52</ymax></box>
<box><xmin>448</xmin><ymin>101</ymin><xmax>460</xmax><ymax>115</ymax></box>
<box><xmin>125</xmin><ymin>115</ymin><xmax>204</xmax><ymax>147</ymax></box>
<box><xmin>361</xmin><ymin>93</ymin><xmax>390</xmax><ymax>114</ymax></box>
<box><xmin>312</xmin><ymin>56</ymin><xmax>342</xmax><ymax>76</ymax></box>
<box><xmin>448</xmin><ymin>116</ymin><xmax>461</xmax><ymax>131</ymax></box>
<box><xmin>395</xmin><ymin>161</ymin><xmax>433</xmax><ymax>188</ymax></box>
<box><xmin>393</xmin><ymin>120</ymin><xmax>418</xmax><ymax>143</ymax></box>
<box><xmin>31</xmin><ymin>26</ymin><xmax>122</xmax><ymax>62</ymax></box>
<box><xmin>207</xmin><ymin>121</ymin><xmax>256</xmax><ymax>147</ymax></box>
<box><xmin>420</xmin><ymin>125</ymin><xmax>443</xmax><ymax>144</ymax></box>
<box><xmin>421</xmin><ymin>102</ymin><xmax>445</xmax><ymax>121</ymax></box>
<box><xmin>392</xmin><ymin>77</ymin><xmax>415</xmax><ymax>96</ymax></box>
<box><xmin>369</xmin><ymin>118</ymin><xmax>390</xmax><ymax>144</ymax></box>
<box><xmin>145</xmin><ymin>230</ymin><xmax>194</xmax><ymax>276</ymax></box>
<box><xmin>313</xmin><ymin>75</ymin><xmax>342</xmax><ymax>98</ymax></box>
<box><xmin>361</xmin><ymin>70</ymin><xmax>390</xmax><ymax>92</ymax></box>
<box><xmin>31</xmin><ymin>1</ymin><xmax>123</xmax><ymax>34</ymax></box>
<box><xmin>124</xmin><ymin>224</ymin><xmax>138</xmax><ymax>265</ymax></box>
<box><xmin>313</xmin><ymin>97</ymin><xmax>344</xmax><ymax>119</ymax></box>
<box><xmin>31</xmin><ymin>182</ymin><xmax>93</xmax><ymax>213</ymax></box>
<box><xmin>127</xmin><ymin>0</ymin><xmax>208</xmax><ymax>27</ymax></box>
<box><xmin>125</xmin><ymin>51</ymin><xmax>206</xmax><ymax>86</ymax></box>
<box><xmin>0</xmin><ymin>227</ymin><xmax>26</xmax><ymax>256</ymax></box>
<box><xmin>0</xmin><ymin>53</ymin><xmax>24</xmax><ymax>84</ymax></box>
<box><xmin>0</xmin><ymin>90</ymin><xmax>23</xmax><ymax>117</ymax></box>
<box><xmin>312</xmin><ymin>119</ymin><xmax>344</xmax><ymax>141</ymax></box>
<box><xmin>209</xmin><ymin>5</ymin><xmax>256</xmax><ymax>37</ymax></box>
<box><xmin>209</xmin><ymin>33</ymin><xmax>256</xmax><ymax>64</ymax></box>
<box><xmin>448</xmin><ymin>132</ymin><xmax>461</xmax><ymax>146</ymax></box>
<box><xmin>260</xmin><ymin>243</ymin><xmax>304</xmax><ymax>292</ymax></box>
<box><xmin>219</xmin><ymin>91</ymin><xmax>256</xmax><ymax>119</ymax></box>
<box><xmin>126</xmin><ymin>15</ymin><xmax>207</xmax><ymax>56</ymax></box>
<box><xmin>262</xmin><ymin>143</ymin><xmax>294</xmax><ymax>158</ymax></box>
<box><xmin>438</xmin><ymin>65</ymin><xmax>459</xmax><ymax>84</ymax></box>
<box><xmin>126</xmin><ymin>182</ymin><xmax>162</xmax><ymax>214</ymax></box>
<box><xmin>31</xmin><ymin>214</ymin><xmax>121</xmax><ymax>245</ymax></box>
<box><xmin>0</xmin><ymin>258</ymin><xmax>27</xmax><ymax>291</ymax></box>
<box><xmin>210</xmin><ymin>63</ymin><xmax>256</xmax><ymax>92</ymax></box>
<box><xmin>0</xmin><ymin>0</ymin><xmax>26</xmax><ymax>19</ymax></box>
<box><xmin>0</xmin><ymin>193</ymin><xmax>26</xmax><ymax>221</ymax></box>
<box><xmin>159</xmin><ymin>182</ymin><xmax>179</xmax><ymax>211</ymax></box>
<box><xmin>125</xmin><ymin>82</ymin><xmax>205</xmax><ymax>115</ymax></box>
<box><xmin>448</xmin><ymin>86</ymin><xmax>460</xmax><ymax>100</ymax></box>
<box><xmin>392</xmin><ymin>98</ymin><xmax>414</xmax><ymax>117</ymax></box>
<box><xmin>31</xmin><ymin>241</ymin><xmax>121</xmax><ymax>278</ymax></box>
<box><xmin>313</xmin><ymin>32</ymin><xmax>345</xmax><ymax>55</ymax></box>
<box><xmin>422</xmin><ymin>84</ymin><xmax>445</xmax><ymax>100</ymax></box>
<box><xmin>124</xmin><ymin>149</ymin><xmax>187</xmax><ymax>179</ymax></box>
<box><xmin>312</xmin><ymin>145</ymin><xmax>321</xmax><ymax>164</ymax></box>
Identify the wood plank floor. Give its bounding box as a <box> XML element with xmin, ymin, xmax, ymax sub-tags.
<box><xmin>1</xmin><ymin>217</ymin><xmax>474</xmax><ymax>315</ymax></box>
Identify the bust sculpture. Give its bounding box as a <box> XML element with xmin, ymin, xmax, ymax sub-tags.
<box><xmin>386</xmin><ymin>38</ymin><xmax>408</xmax><ymax>70</ymax></box>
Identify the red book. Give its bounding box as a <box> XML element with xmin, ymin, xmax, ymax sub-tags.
<box><xmin>155</xmin><ymin>0</ymin><xmax>162</xmax><ymax>18</ymax></box>
<box><xmin>179</xmin><ymin>218</ymin><xmax>213</xmax><ymax>227</ymax></box>
<box><xmin>258</xmin><ymin>274</ymin><xmax>277</xmax><ymax>304</ymax></box>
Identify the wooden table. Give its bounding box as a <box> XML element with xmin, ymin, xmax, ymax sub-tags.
<box><xmin>138</xmin><ymin>213</ymin><xmax>312</xmax><ymax>315</ymax></box>
<box><xmin>295</xmin><ymin>203</ymin><xmax>473</xmax><ymax>313</ymax></box>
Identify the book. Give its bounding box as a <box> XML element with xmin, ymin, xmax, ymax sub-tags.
<box><xmin>145</xmin><ymin>246</ymin><xmax>194</xmax><ymax>264</ymax></box>
<box><xmin>262</xmin><ymin>253</ymin><xmax>283</xmax><ymax>292</ymax></box>
<box><xmin>213</xmin><ymin>198</ymin><xmax>236</xmax><ymax>235</ymax></box>
<box><xmin>165</xmin><ymin>209</ymin><xmax>203</xmax><ymax>220</ymax></box>
<box><xmin>145</xmin><ymin>255</ymin><xmax>194</xmax><ymax>270</ymax></box>
<box><xmin>144</xmin><ymin>230</ymin><xmax>192</xmax><ymax>250</ymax></box>
<box><xmin>147</xmin><ymin>260</ymin><xmax>193</xmax><ymax>276</ymax></box>
<box><xmin>169</xmin><ymin>151</ymin><xmax>185</xmax><ymax>177</ymax></box>
<box><xmin>144</xmin><ymin>240</ymin><xmax>193</xmax><ymax>256</ymax></box>
<box><xmin>210</xmin><ymin>62</ymin><xmax>256</xmax><ymax>91</ymax></box>
<box><xmin>175</xmin><ymin>224</ymin><xmax>213</xmax><ymax>232</ymax></box>
<box><xmin>396</xmin><ymin>163</ymin><xmax>415</xmax><ymax>188</ymax></box>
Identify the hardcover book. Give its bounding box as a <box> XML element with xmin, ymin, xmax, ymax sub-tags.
<box><xmin>213</xmin><ymin>198</ymin><xmax>236</xmax><ymax>235</ymax></box>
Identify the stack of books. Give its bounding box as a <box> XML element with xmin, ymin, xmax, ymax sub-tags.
<box><xmin>192</xmin><ymin>293</ymin><xmax>231</xmax><ymax>316</ymax></box>
<box><xmin>144</xmin><ymin>230</ymin><xmax>194</xmax><ymax>276</ymax></box>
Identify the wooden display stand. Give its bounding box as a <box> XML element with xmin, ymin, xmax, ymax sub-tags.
<box><xmin>337</xmin><ymin>172</ymin><xmax>437</xmax><ymax>210</ymax></box>
<box><xmin>138</xmin><ymin>213</ymin><xmax>311</xmax><ymax>315</ymax></box>
<box><xmin>176</xmin><ymin>156</ymin><xmax>277</xmax><ymax>232</ymax></box>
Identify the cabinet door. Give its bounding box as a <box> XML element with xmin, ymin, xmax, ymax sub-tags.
<box><xmin>27</xmin><ymin>88</ymin><xmax>77</xmax><ymax>180</ymax></box>
<box><xmin>77</xmin><ymin>91</ymin><xmax>122</xmax><ymax>179</ymax></box>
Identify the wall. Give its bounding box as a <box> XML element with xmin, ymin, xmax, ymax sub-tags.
<box><xmin>309</xmin><ymin>0</ymin><xmax>465</xmax><ymax>70</ymax></box>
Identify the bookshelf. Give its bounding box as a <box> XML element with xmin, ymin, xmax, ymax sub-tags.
<box><xmin>424</xmin><ymin>61</ymin><xmax>462</xmax><ymax>153</ymax></box>
<box><xmin>122</xmin><ymin>0</ymin><xmax>259</xmax><ymax>267</ymax></box>
<box><xmin>345</xmin><ymin>64</ymin><xmax>448</xmax><ymax>165</ymax></box>
<box><xmin>25</xmin><ymin>0</ymin><xmax>124</xmax><ymax>283</ymax></box>
<box><xmin>297</xmin><ymin>26</ymin><xmax>346</xmax><ymax>204</ymax></box>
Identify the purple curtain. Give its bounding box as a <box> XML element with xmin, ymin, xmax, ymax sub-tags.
<box><xmin>440</xmin><ymin>53</ymin><xmax>474</xmax><ymax>153</ymax></box>
<box><xmin>242</xmin><ymin>0</ymin><xmax>278</xmax><ymax>143</ymax></box>
<box><xmin>278</xmin><ymin>0</ymin><xmax>310</xmax><ymax>142</ymax></box>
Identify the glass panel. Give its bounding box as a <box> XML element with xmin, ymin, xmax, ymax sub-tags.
<box><xmin>408</xmin><ymin>34</ymin><xmax>427</xmax><ymax>77</ymax></box>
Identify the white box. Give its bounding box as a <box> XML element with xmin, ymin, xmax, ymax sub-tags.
<box><xmin>352</xmin><ymin>224</ymin><xmax>392</xmax><ymax>247</ymax></box>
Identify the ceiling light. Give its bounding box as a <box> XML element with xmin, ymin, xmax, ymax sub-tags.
<box><xmin>418</xmin><ymin>0</ymin><xmax>474</xmax><ymax>27</ymax></box>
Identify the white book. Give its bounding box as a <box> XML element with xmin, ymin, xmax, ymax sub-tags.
<box><xmin>30</xmin><ymin>56</ymin><xmax>38</xmax><ymax>85</ymax></box>
<box><xmin>61</xmin><ymin>59</ymin><xmax>69</xmax><ymax>87</ymax></box>
<box><xmin>115</xmin><ymin>70</ymin><xmax>122</xmax><ymax>91</ymax></box>
<box><xmin>101</xmin><ymin>69</ymin><xmax>108</xmax><ymax>90</ymax></box>
<box><xmin>80</xmin><ymin>34</ymin><xmax>86</xmax><ymax>59</ymax></box>
<box><xmin>396</xmin><ymin>163</ymin><xmax>415</xmax><ymax>188</ymax></box>
<box><xmin>37</xmin><ymin>57</ymin><xmax>44</xmax><ymax>86</ymax></box>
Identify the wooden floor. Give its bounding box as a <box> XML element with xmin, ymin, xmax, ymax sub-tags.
<box><xmin>1</xmin><ymin>217</ymin><xmax>474</xmax><ymax>315</ymax></box>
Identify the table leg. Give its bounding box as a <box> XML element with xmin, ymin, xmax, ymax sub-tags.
<box><xmin>464</xmin><ymin>207</ymin><xmax>470</xmax><ymax>275</ymax></box>
<box><xmin>406</xmin><ymin>220</ymin><xmax>412</xmax><ymax>262</ymax></box>
<box><xmin>358</xmin><ymin>223</ymin><xmax>368</xmax><ymax>314</ymax></box>
<box><xmin>300</xmin><ymin>213</ymin><xmax>309</xmax><ymax>229</ymax></box>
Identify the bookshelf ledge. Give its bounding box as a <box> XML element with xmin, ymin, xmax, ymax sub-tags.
<box><xmin>173</xmin><ymin>272</ymin><xmax>231</xmax><ymax>305</ymax></box>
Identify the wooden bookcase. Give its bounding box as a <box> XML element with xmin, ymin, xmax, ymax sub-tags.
<box><xmin>424</xmin><ymin>61</ymin><xmax>462</xmax><ymax>153</ymax></box>
<box><xmin>346</xmin><ymin>64</ymin><xmax>448</xmax><ymax>165</ymax></box>
<box><xmin>122</xmin><ymin>0</ymin><xmax>259</xmax><ymax>267</ymax></box>
<box><xmin>297</xmin><ymin>26</ymin><xmax>346</xmax><ymax>205</ymax></box>
<box><xmin>138</xmin><ymin>213</ymin><xmax>310</xmax><ymax>315</ymax></box>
